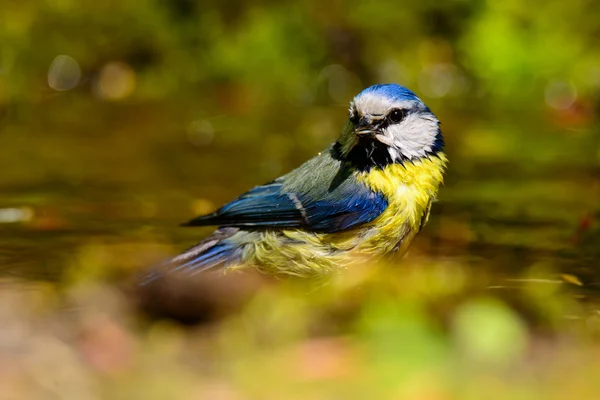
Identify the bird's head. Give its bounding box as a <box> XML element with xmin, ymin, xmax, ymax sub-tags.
<box><xmin>335</xmin><ymin>84</ymin><xmax>443</xmax><ymax>169</ymax></box>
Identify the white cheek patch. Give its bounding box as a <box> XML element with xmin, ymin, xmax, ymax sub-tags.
<box><xmin>379</xmin><ymin>113</ymin><xmax>439</xmax><ymax>161</ymax></box>
<box><xmin>353</xmin><ymin>91</ymin><xmax>440</xmax><ymax>162</ymax></box>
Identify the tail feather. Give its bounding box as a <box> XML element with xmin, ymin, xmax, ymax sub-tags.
<box><xmin>171</xmin><ymin>242</ymin><xmax>241</xmax><ymax>274</ymax></box>
<box><xmin>140</xmin><ymin>228</ymin><xmax>242</xmax><ymax>285</ymax></box>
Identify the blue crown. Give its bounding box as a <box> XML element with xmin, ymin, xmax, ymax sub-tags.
<box><xmin>356</xmin><ymin>84</ymin><xmax>420</xmax><ymax>102</ymax></box>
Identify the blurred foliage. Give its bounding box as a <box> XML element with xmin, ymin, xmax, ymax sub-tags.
<box><xmin>1</xmin><ymin>0</ymin><xmax>600</xmax><ymax>398</ymax></box>
<box><xmin>2</xmin><ymin>0</ymin><xmax>600</xmax><ymax>107</ymax></box>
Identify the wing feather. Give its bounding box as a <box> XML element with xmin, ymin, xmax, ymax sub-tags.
<box><xmin>183</xmin><ymin>150</ymin><xmax>388</xmax><ymax>233</ymax></box>
<box><xmin>184</xmin><ymin>180</ymin><xmax>386</xmax><ymax>233</ymax></box>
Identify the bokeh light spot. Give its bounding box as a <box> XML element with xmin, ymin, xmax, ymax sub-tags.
<box><xmin>545</xmin><ymin>80</ymin><xmax>577</xmax><ymax>110</ymax></box>
<box><xmin>94</xmin><ymin>62</ymin><xmax>136</xmax><ymax>101</ymax></box>
<box><xmin>452</xmin><ymin>298</ymin><xmax>528</xmax><ymax>365</ymax></box>
<box><xmin>0</xmin><ymin>207</ymin><xmax>34</xmax><ymax>223</ymax></box>
<box><xmin>376</xmin><ymin>59</ymin><xmax>410</xmax><ymax>85</ymax></box>
<box><xmin>47</xmin><ymin>55</ymin><xmax>81</xmax><ymax>91</ymax></box>
<box><xmin>319</xmin><ymin>65</ymin><xmax>361</xmax><ymax>104</ymax></box>
<box><xmin>187</xmin><ymin>120</ymin><xmax>215</xmax><ymax>146</ymax></box>
<box><xmin>418</xmin><ymin>63</ymin><xmax>465</xmax><ymax>98</ymax></box>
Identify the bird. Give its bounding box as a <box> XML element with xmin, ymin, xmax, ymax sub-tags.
<box><xmin>152</xmin><ymin>84</ymin><xmax>447</xmax><ymax>279</ymax></box>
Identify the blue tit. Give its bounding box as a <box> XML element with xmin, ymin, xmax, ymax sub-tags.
<box><xmin>156</xmin><ymin>84</ymin><xmax>446</xmax><ymax>279</ymax></box>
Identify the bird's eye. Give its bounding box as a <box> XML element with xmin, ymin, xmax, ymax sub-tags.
<box><xmin>388</xmin><ymin>109</ymin><xmax>406</xmax><ymax>124</ymax></box>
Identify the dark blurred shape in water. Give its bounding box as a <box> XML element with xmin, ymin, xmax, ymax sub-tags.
<box><xmin>135</xmin><ymin>268</ymin><xmax>268</xmax><ymax>325</ymax></box>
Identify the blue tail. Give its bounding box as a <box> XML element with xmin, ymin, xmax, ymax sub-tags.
<box><xmin>170</xmin><ymin>241</ymin><xmax>241</xmax><ymax>274</ymax></box>
<box><xmin>140</xmin><ymin>228</ymin><xmax>243</xmax><ymax>285</ymax></box>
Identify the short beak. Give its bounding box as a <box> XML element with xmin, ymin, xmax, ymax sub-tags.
<box><xmin>354</xmin><ymin>118</ymin><xmax>379</xmax><ymax>136</ymax></box>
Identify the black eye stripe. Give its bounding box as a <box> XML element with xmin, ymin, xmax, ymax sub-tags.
<box><xmin>349</xmin><ymin>108</ymin><xmax>407</xmax><ymax>125</ymax></box>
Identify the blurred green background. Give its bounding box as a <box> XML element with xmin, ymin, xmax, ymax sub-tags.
<box><xmin>1</xmin><ymin>0</ymin><xmax>600</xmax><ymax>398</ymax></box>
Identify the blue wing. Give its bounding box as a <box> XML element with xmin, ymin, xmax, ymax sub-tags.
<box><xmin>184</xmin><ymin>180</ymin><xmax>387</xmax><ymax>233</ymax></box>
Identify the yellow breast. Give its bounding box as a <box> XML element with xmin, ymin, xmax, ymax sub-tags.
<box><xmin>357</xmin><ymin>153</ymin><xmax>447</xmax><ymax>255</ymax></box>
<box><xmin>245</xmin><ymin>153</ymin><xmax>447</xmax><ymax>277</ymax></box>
